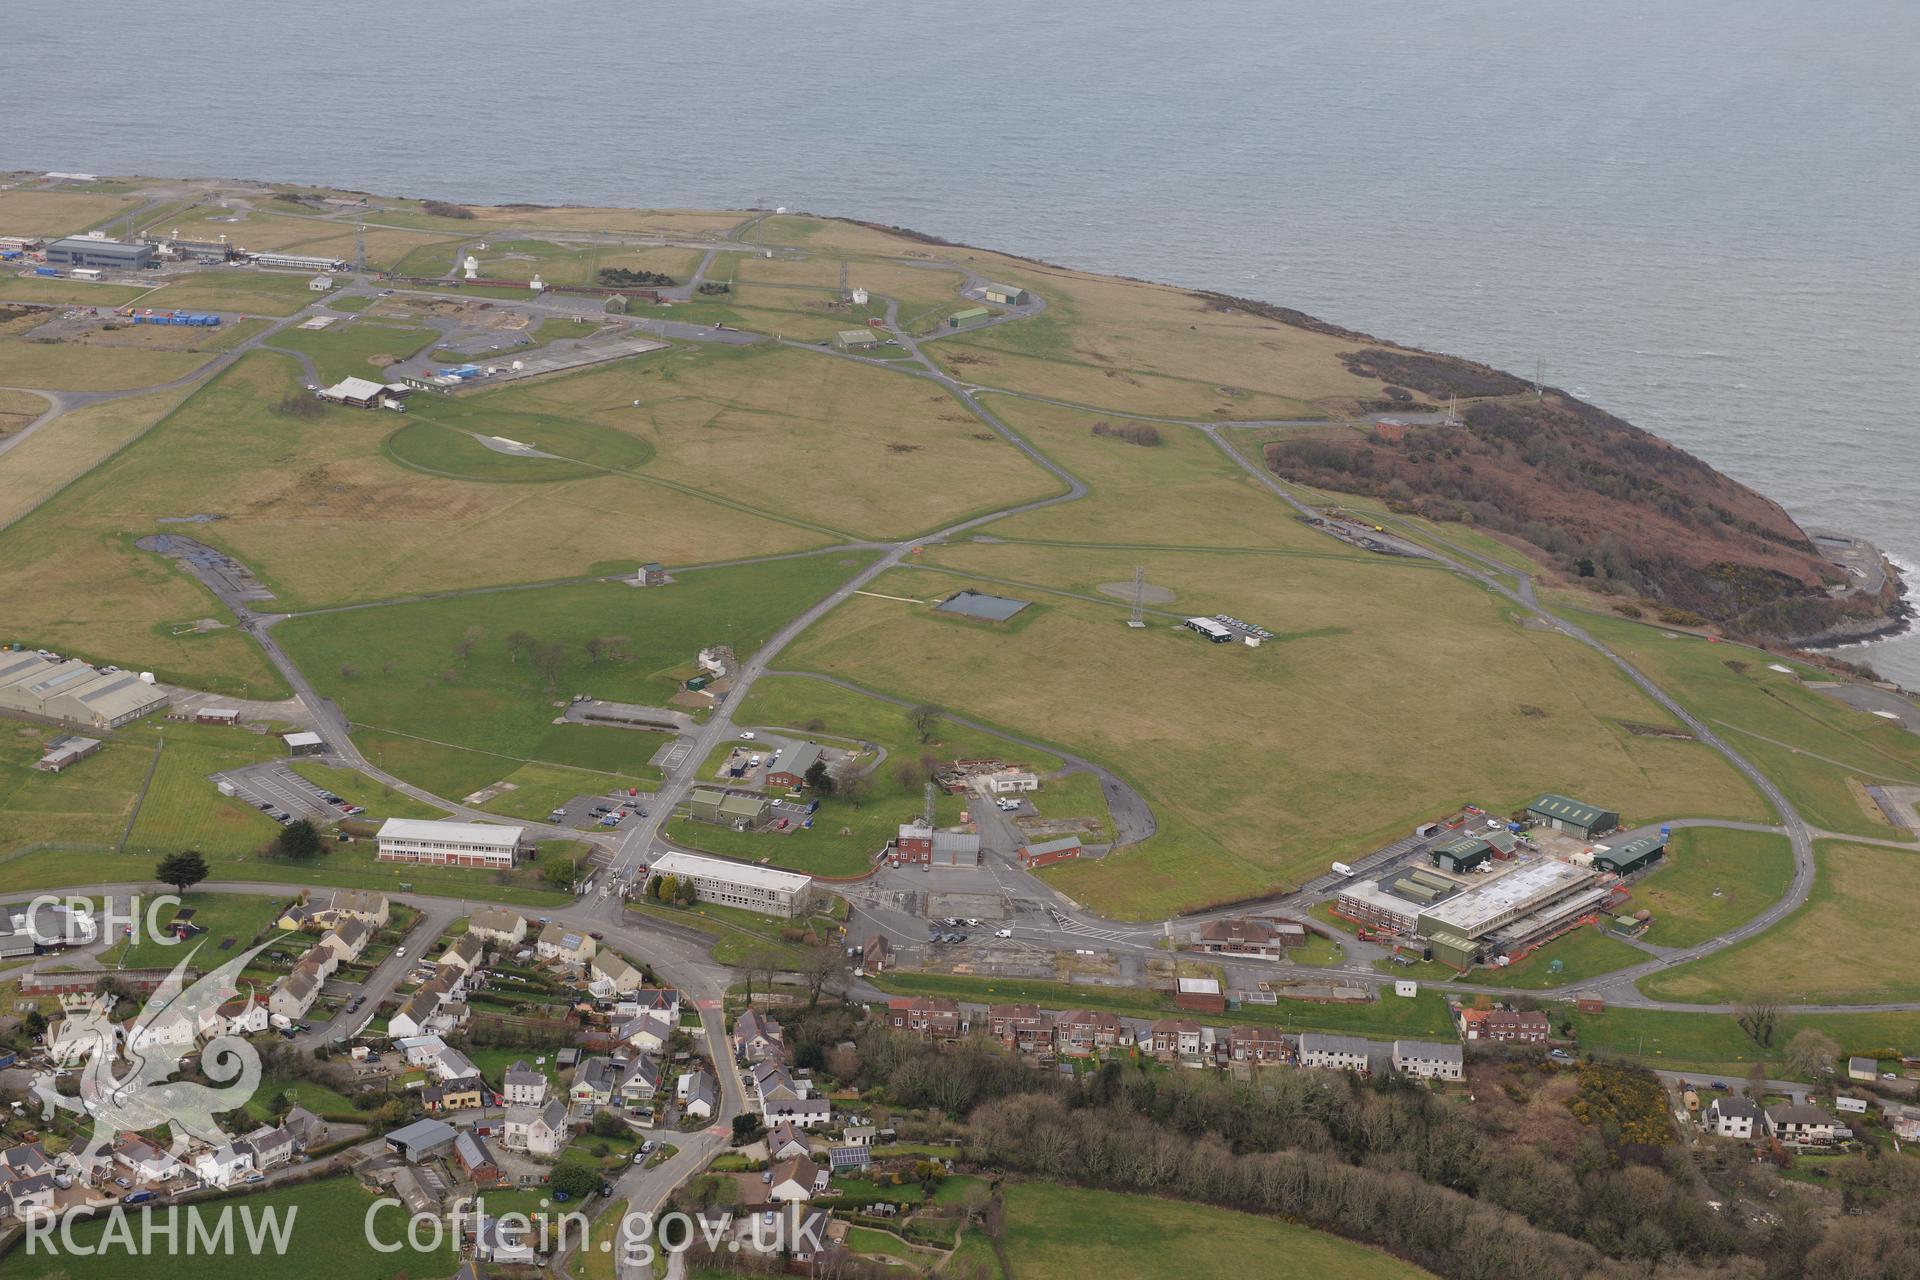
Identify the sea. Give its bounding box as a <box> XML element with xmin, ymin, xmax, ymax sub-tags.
<box><xmin>5</xmin><ymin>0</ymin><xmax>1916</xmax><ymax>682</ymax></box>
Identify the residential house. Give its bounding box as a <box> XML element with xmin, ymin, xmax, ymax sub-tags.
<box><xmin>1766</xmin><ymin>1103</ymin><xmax>1844</xmax><ymax>1145</ymax></box>
<box><xmin>0</xmin><ymin>1144</ymin><xmax>58</xmax><ymax>1223</ymax></box>
<box><xmin>200</xmin><ymin>995</ymin><xmax>270</xmax><ymax>1040</ymax></box>
<box><xmin>128</xmin><ymin>1004</ymin><xmax>199</xmax><ymax>1055</ymax></box>
<box><xmin>1149</xmin><ymin>1019</ymin><xmax>1204</xmax><ymax>1061</ymax></box>
<box><xmin>1392</xmin><ymin>1040</ymin><xmax>1464</xmax><ymax>1081</ymax></box>
<box><xmin>767</xmin><ymin>1121</ymin><xmax>811</xmax><ymax>1162</ymax></box>
<box><xmin>681</xmin><ymin>1069</ymin><xmax>716</xmax><ymax>1120</ymax></box>
<box><xmin>590</xmin><ymin>950</ymin><xmax>644</xmax><ymax>995</ymax></box>
<box><xmin>987</xmin><ymin>1004</ymin><xmax>1054</xmax><ymax>1054</ymax></box>
<box><xmin>323</xmin><ymin>889</ymin><xmax>389</xmax><ymax>928</ymax></box>
<box><xmin>1195</xmin><ymin>917</ymin><xmax>1307</xmax><ymax>957</ymax></box>
<box><xmin>439</xmin><ymin>935</ymin><xmax>485</xmax><ymax>974</ymax></box>
<box><xmin>632</xmin><ymin>988</ymin><xmax>681</xmax><ymax>1021</ymax></box>
<box><xmin>536</xmin><ymin>923</ymin><xmax>596</xmax><ymax>967</ymax></box>
<box><xmin>246</xmin><ymin>1124</ymin><xmax>295</xmax><ymax>1169</ymax></box>
<box><xmin>47</xmin><ymin>1015</ymin><xmax>118</xmax><ymax>1064</ymax></box>
<box><xmin>618</xmin><ymin>1013</ymin><xmax>675</xmax><ymax>1055</ymax></box>
<box><xmin>283</xmin><ymin>1107</ymin><xmax>328</xmax><ymax>1150</ymax></box>
<box><xmin>320</xmin><ymin>917</ymin><xmax>370</xmax><ymax>963</ymax></box>
<box><xmin>763</xmin><ymin>1095</ymin><xmax>831</xmax><ymax>1128</ymax></box>
<box><xmin>503</xmin><ymin>1060</ymin><xmax>548</xmax><ymax>1106</ymax></box>
<box><xmin>569</xmin><ymin>1057</ymin><xmax>617</xmax><ymax>1108</ymax></box>
<box><xmin>473</xmin><ymin>1214</ymin><xmax>535</xmax><ymax>1265</ymax></box>
<box><xmin>860</xmin><ymin>935</ymin><xmax>892</xmax><ymax>973</ymax></box>
<box><xmin>275</xmin><ymin>902</ymin><xmax>317</xmax><ymax>932</ymax></box>
<box><xmin>455</xmin><ymin>1132</ymin><xmax>503</xmax><ymax>1187</ymax></box>
<box><xmin>295</xmin><ymin>943</ymin><xmax>337</xmax><ymax>982</ymax></box>
<box><xmin>503</xmin><ymin>1099</ymin><xmax>571</xmax><ymax>1159</ymax></box>
<box><xmin>268</xmin><ymin>972</ymin><xmax>319</xmax><ymax>1022</ymax></box>
<box><xmin>616</xmin><ymin>1055</ymin><xmax>662</xmax><ymax>1108</ymax></box>
<box><xmin>1228</xmin><ymin>1025</ymin><xmax>1289</xmax><ymax>1065</ymax></box>
<box><xmin>1849</xmin><ymin>1056</ymin><xmax>1879</xmax><ymax>1083</ymax></box>
<box><xmin>1458</xmin><ymin>1008</ymin><xmax>1551</xmax><ymax>1044</ymax></box>
<box><xmin>430</xmin><ymin>1045</ymin><xmax>479</xmax><ymax>1082</ymax></box>
<box><xmin>112</xmin><ymin>1133</ymin><xmax>184</xmax><ymax>1185</ymax></box>
<box><xmin>768</xmin><ymin>1154</ymin><xmax>828</xmax><ymax>1204</ymax></box>
<box><xmin>1054</xmin><ymin>1010</ymin><xmax>1124</xmax><ymax>1057</ymax></box>
<box><xmin>388</xmin><ymin>989</ymin><xmax>446</xmax><ymax>1039</ymax></box>
<box><xmin>1705</xmin><ymin>1095</ymin><xmax>1762</xmax><ymax>1140</ymax></box>
<box><xmin>885</xmin><ymin>996</ymin><xmax>962</xmax><ymax>1040</ymax></box>
<box><xmin>732</xmin><ymin>1008</ymin><xmax>784</xmax><ymax>1062</ymax></box>
<box><xmin>1299</xmin><ymin>1033</ymin><xmax>1375</xmax><ymax>1074</ymax></box>
<box><xmin>425</xmin><ymin>1076</ymin><xmax>485</xmax><ymax>1113</ymax></box>
<box><xmin>466</xmin><ymin>907</ymin><xmax>527</xmax><ymax>948</ymax></box>
<box><xmin>191</xmin><ymin>1141</ymin><xmax>255</xmax><ymax>1189</ymax></box>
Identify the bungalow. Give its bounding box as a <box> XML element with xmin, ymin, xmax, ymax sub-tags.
<box><xmin>767</xmin><ymin>1121</ymin><xmax>811</xmax><ymax>1162</ymax></box>
<box><xmin>768</xmin><ymin>1154</ymin><xmax>828</xmax><ymax>1204</ymax></box>
<box><xmin>466</xmin><ymin>907</ymin><xmax>527</xmax><ymax>947</ymax></box>
<box><xmin>430</xmin><ymin>1045</ymin><xmax>479</xmax><ymax>1082</ymax></box>
<box><xmin>246</xmin><ymin>1124</ymin><xmax>295</xmax><ymax>1169</ymax></box>
<box><xmin>632</xmin><ymin>988</ymin><xmax>681</xmax><ymax>1020</ymax></box>
<box><xmin>987</xmin><ymin>1004</ymin><xmax>1054</xmax><ymax>1053</ymax></box>
<box><xmin>536</xmin><ymin>923</ymin><xmax>596</xmax><ymax>967</ymax></box>
<box><xmin>1054</xmin><ymin>1009</ymin><xmax>1124</xmax><ymax>1057</ymax></box>
<box><xmin>455</xmin><ymin>1131</ymin><xmax>503</xmax><ymax>1187</ymax></box>
<box><xmin>1195</xmin><ymin>917</ymin><xmax>1307</xmax><ymax>957</ymax></box>
<box><xmin>733</xmin><ymin>1008</ymin><xmax>785</xmax><ymax>1062</ymax></box>
<box><xmin>616</xmin><ymin>1054</ymin><xmax>662</xmax><ymax>1107</ymax></box>
<box><xmin>439</xmin><ymin>935</ymin><xmax>485</xmax><ymax>974</ymax></box>
<box><xmin>681</xmin><ymin>1069</ymin><xmax>717</xmax><ymax>1120</ymax></box>
<box><xmin>569</xmin><ymin>1056</ymin><xmax>617</xmax><ymax>1108</ymax></box>
<box><xmin>1766</xmin><ymin>1102</ymin><xmax>1844</xmax><ymax>1145</ymax></box>
<box><xmin>276</xmin><ymin>902</ymin><xmax>318</xmax><ymax>932</ymax></box>
<box><xmin>323</xmin><ymin>889</ymin><xmax>389</xmax><ymax>928</ymax></box>
<box><xmin>504</xmin><ymin>1060</ymin><xmax>548</xmax><ymax>1106</ymax></box>
<box><xmin>472</xmin><ymin>1215</ymin><xmax>535</xmax><ymax>1265</ymax></box>
<box><xmin>1705</xmin><ymin>1095</ymin><xmax>1762</xmax><ymax>1140</ymax></box>
<box><xmin>1228</xmin><ymin>1025</ymin><xmax>1289</xmax><ymax>1064</ymax></box>
<box><xmin>590</xmin><ymin>950</ymin><xmax>643</xmax><ymax>995</ymax></box>
<box><xmin>113</xmin><ymin>1133</ymin><xmax>185</xmax><ymax>1185</ymax></box>
<box><xmin>426</xmin><ymin>1076</ymin><xmax>486</xmax><ymax>1113</ymax></box>
<box><xmin>1149</xmin><ymin>1019</ymin><xmax>1204</xmax><ymax>1061</ymax></box>
<box><xmin>503</xmin><ymin>1099</ymin><xmax>571</xmax><ymax>1159</ymax></box>
<box><xmin>618</xmin><ymin>1013</ymin><xmax>675</xmax><ymax>1055</ymax></box>
<box><xmin>1848</xmin><ymin>1056</ymin><xmax>1879</xmax><ymax>1083</ymax></box>
<box><xmin>885</xmin><ymin>996</ymin><xmax>963</xmax><ymax>1040</ymax></box>
<box><xmin>753</xmin><ymin>1060</ymin><xmax>805</xmax><ymax>1102</ymax></box>
<box><xmin>764</xmin><ymin>1095</ymin><xmax>830</xmax><ymax>1129</ymax></box>
<box><xmin>397</xmin><ymin>1034</ymin><xmax>451</xmax><ymax>1066</ymax></box>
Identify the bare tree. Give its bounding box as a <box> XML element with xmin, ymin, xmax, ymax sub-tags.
<box><xmin>795</xmin><ymin>945</ymin><xmax>845</xmax><ymax>1009</ymax></box>
<box><xmin>455</xmin><ymin>624</ymin><xmax>486</xmax><ymax>662</ymax></box>
<box><xmin>338</xmin><ymin>663</ymin><xmax>359</xmax><ymax>679</ymax></box>
<box><xmin>505</xmin><ymin>630</ymin><xmax>536</xmax><ymax>664</ymax></box>
<box><xmin>907</xmin><ymin>703</ymin><xmax>945</xmax><ymax>743</ymax></box>
<box><xmin>1785</xmin><ymin>1028</ymin><xmax>1840</xmax><ymax>1080</ymax></box>
<box><xmin>531</xmin><ymin>641</ymin><xmax>567</xmax><ymax>691</ymax></box>
<box><xmin>1735</xmin><ymin>997</ymin><xmax>1780</xmax><ymax>1048</ymax></box>
<box><xmin>739</xmin><ymin>945</ymin><xmax>785</xmax><ymax>1001</ymax></box>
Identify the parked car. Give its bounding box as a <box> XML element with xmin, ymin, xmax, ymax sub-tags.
<box><xmin>995</xmin><ymin>929</ymin><xmax>1013</xmax><ymax>939</ymax></box>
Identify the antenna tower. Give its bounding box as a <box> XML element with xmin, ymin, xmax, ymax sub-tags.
<box><xmin>1127</xmin><ymin>566</ymin><xmax>1147</xmax><ymax>628</ymax></box>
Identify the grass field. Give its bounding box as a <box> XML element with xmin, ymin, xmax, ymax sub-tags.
<box><xmin>143</xmin><ymin>269</ymin><xmax>335</xmax><ymax>317</ymax></box>
<box><xmin>870</xmin><ymin>970</ymin><xmax>1457</xmax><ymax>1040</ymax></box>
<box><xmin>475</xmin><ymin>341</ymin><xmax>1065</xmax><ymax>539</ymax></box>
<box><xmin>1558</xmin><ymin>606</ymin><xmax>1920</xmax><ymax>840</ymax></box>
<box><xmin>0</xmin><ymin>726</ymin><xmax>150</xmax><ymax>855</ymax></box>
<box><xmin>1568</xmin><ymin>1005</ymin><xmax>1920</xmax><ymax>1075</ymax></box>
<box><xmin>101</xmin><ymin>890</ymin><xmax>292</xmax><ymax>968</ymax></box>
<box><xmin>384</xmin><ymin>392</ymin><xmax>655</xmax><ymax>483</ymax></box>
<box><xmin>395</xmin><ymin>236</ymin><xmax>702</xmax><ymax>288</ymax></box>
<box><xmin>120</xmin><ymin>723</ymin><xmax>285</xmax><ymax>856</ymax></box>
<box><xmin>286</xmin><ymin>761</ymin><xmax>449</xmax><ymax>820</ymax></box>
<box><xmin>1460</xmin><ymin>925</ymin><xmax>1645</xmax><ymax>990</ymax></box>
<box><xmin>1639</xmin><ymin>841</ymin><xmax>1920</xmax><ymax>1005</ymax></box>
<box><xmin>0</xmin><ymin>1176</ymin><xmax>454</xmax><ymax>1280</ymax></box>
<box><xmin>1633</xmin><ymin>827</ymin><xmax>1795</xmax><ymax>947</ymax></box>
<box><xmin>995</xmin><ymin>1182</ymin><xmax>1436</xmax><ymax>1280</ymax></box>
<box><xmin>476</xmin><ymin>759</ymin><xmax>654</xmax><ymax>822</ymax></box>
<box><xmin>0</xmin><ymin>277</ymin><xmax>151</xmax><ymax>307</ymax></box>
<box><xmin>268</xmin><ymin>320</ymin><xmax>436</xmax><ymax>384</ymax></box>
<box><xmin>0</xmin><ymin>190</ymin><xmax>143</xmax><ymax>236</ymax></box>
<box><xmin>0</xmin><ymin>338</ymin><xmax>204</xmax><ymax>391</ymax></box>
<box><xmin>780</xmin><ymin>541</ymin><xmax>1767</xmax><ymax>917</ymax></box>
<box><xmin>276</xmin><ymin>555</ymin><xmax>871</xmax><ymax>796</ymax></box>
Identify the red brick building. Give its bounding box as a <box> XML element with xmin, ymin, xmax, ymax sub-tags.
<box><xmin>987</xmin><ymin>1004</ymin><xmax>1054</xmax><ymax>1053</ymax></box>
<box><xmin>1054</xmin><ymin>1009</ymin><xmax>1125</xmax><ymax>1056</ymax></box>
<box><xmin>886</xmin><ymin>997</ymin><xmax>963</xmax><ymax>1040</ymax></box>
<box><xmin>1458</xmin><ymin>1008</ymin><xmax>1551</xmax><ymax>1044</ymax></box>
<box><xmin>1228</xmin><ymin>1025</ymin><xmax>1290</xmax><ymax>1064</ymax></box>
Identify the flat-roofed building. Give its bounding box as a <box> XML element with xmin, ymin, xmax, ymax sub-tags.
<box><xmin>0</xmin><ymin>654</ymin><xmax>167</xmax><ymax>729</ymax></box>
<box><xmin>648</xmin><ymin>850</ymin><xmax>812</xmax><ymax>918</ymax></box>
<box><xmin>45</xmin><ymin>237</ymin><xmax>154</xmax><ymax>270</ymax></box>
<box><xmin>376</xmin><ymin>818</ymin><xmax>527</xmax><ymax>869</ymax></box>
<box><xmin>1417</xmin><ymin>858</ymin><xmax>1598</xmax><ymax>941</ymax></box>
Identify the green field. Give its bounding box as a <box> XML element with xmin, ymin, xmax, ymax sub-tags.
<box><xmin>0</xmin><ymin>277</ymin><xmax>152</xmax><ymax>307</ymax></box>
<box><xmin>1633</xmin><ymin>826</ymin><xmax>1795</xmax><ymax>946</ymax></box>
<box><xmin>268</xmin><ymin>321</ymin><xmax>435</xmax><ymax>384</ymax></box>
<box><xmin>1639</xmin><ymin>841</ymin><xmax>1920</xmax><ymax>1005</ymax></box>
<box><xmin>122</xmin><ymin>723</ymin><xmax>286</xmax><ymax>856</ymax></box>
<box><xmin>277</xmin><ymin>556</ymin><xmax>869</xmax><ymax>796</ymax></box>
<box><xmin>144</xmin><ymin>269</ymin><xmax>332</xmax><ymax>317</ymax></box>
<box><xmin>781</xmin><ymin>542</ymin><xmax>1767</xmax><ymax>917</ymax></box>
<box><xmin>99</xmin><ymin>891</ymin><xmax>293</xmax><ymax>968</ymax></box>
<box><xmin>475</xmin><ymin>759</ymin><xmax>653</xmax><ymax>822</ymax></box>
<box><xmin>0</xmin><ymin>338</ymin><xmax>205</xmax><ymax>391</ymax></box>
<box><xmin>1568</xmin><ymin>1005</ymin><xmax>1920</xmax><ymax>1075</ymax></box>
<box><xmin>383</xmin><ymin>394</ymin><xmax>654</xmax><ymax>484</ymax></box>
<box><xmin>870</xmin><ymin>970</ymin><xmax>1457</xmax><ymax>1041</ymax></box>
<box><xmin>665</xmin><ymin>674</ymin><xmax>1071</xmax><ymax>877</ymax></box>
<box><xmin>994</xmin><ymin>1182</ymin><xmax>1435</xmax><ymax>1280</ymax></box>
<box><xmin>0</xmin><ymin>727</ymin><xmax>151</xmax><ymax>855</ymax></box>
<box><xmin>0</xmin><ymin>1176</ymin><xmax>454</xmax><ymax>1280</ymax></box>
<box><xmin>1460</xmin><ymin>925</ymin><xmax>1646</xmax><ymax>990</ymax></box>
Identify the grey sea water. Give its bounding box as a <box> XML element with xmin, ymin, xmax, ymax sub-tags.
<box><xmin>4</xmin><ymin>0</ymin><xmax>1916</xmax><ymax>681</ymax></box>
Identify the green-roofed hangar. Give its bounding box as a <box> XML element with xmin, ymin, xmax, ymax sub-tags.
<box><xmin>1431</xmin><ymin>837</ymin><xmax>1492</xmax><ymax>875</ymax></box>
<box><xmin>1526</xmin><ymin>793</ymin><xmax>1619</xmax><ymax>839</ymax></box>
<box><xmin>1594</xmin><ymin>834</ymin><xmax>1666</xmax><ymax>876</ymax></box>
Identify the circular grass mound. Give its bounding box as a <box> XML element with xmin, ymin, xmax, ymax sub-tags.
<box><xmin>385</xmin><ymin>408</ymin><xmax>652</xmax><ymax>483</ymax></box>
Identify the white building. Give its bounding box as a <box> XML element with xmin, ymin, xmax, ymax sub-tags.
<box><xmin>1705</xmin><ymin>1095</ymin><xmax>1761</xmax><ymax>1140</ymax></box>
<box><xmin>466</xmin><ymin>906</ymin><xmax>527</xmax><ymax>947</ymax></box>
<box><xmin>648</xmin><ymin>851</ymin><xmax>812</xmax><ymax>918</ymax></box>
<box><xmin>308</xmin><ymin>275</ymin><xmax>333</xmax><ymax>291</ymax></box>
<box><xmin>376</xmin><ymin>818</ymin><xmax>527</xmax><ymax>870</ymax></box>
<box><xmin>1298</xmin><ymin>1033</ymin><xmax>1376</xmax><ymax>1074</ymax></box>
<box><xmin>0</xmin><ymin>653</ymin><xmax>168</xmax><ymax>729</ymax></box>
<box><xmin>1391</xmin><ymin>1040</ymin><xmax>1463</xmax><ymax>1081</ymax></box>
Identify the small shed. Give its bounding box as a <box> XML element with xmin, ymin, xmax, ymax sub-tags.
<box><xmin>948</xmin><ymin>307</ymin><xmax>990</xmax><ymax>328</ymax></box>
<box><xmin>309</xmin><ymin>275</ymin><xmax>334</xmax><ymax>291</ymax></box>
<box><xmin>832</xmin><ymin>329</ymin><xmax>880</xmax><ymax>351</ymax></box>
<box><xmin>981</xmin><ymin>282</ymin><xmax>1029</xmax><ymax>305</ymax></box>
<box><xmin>283</xmin><ymin>731</ymin><xmax>325</xmax><ymax>757</ymax></box>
